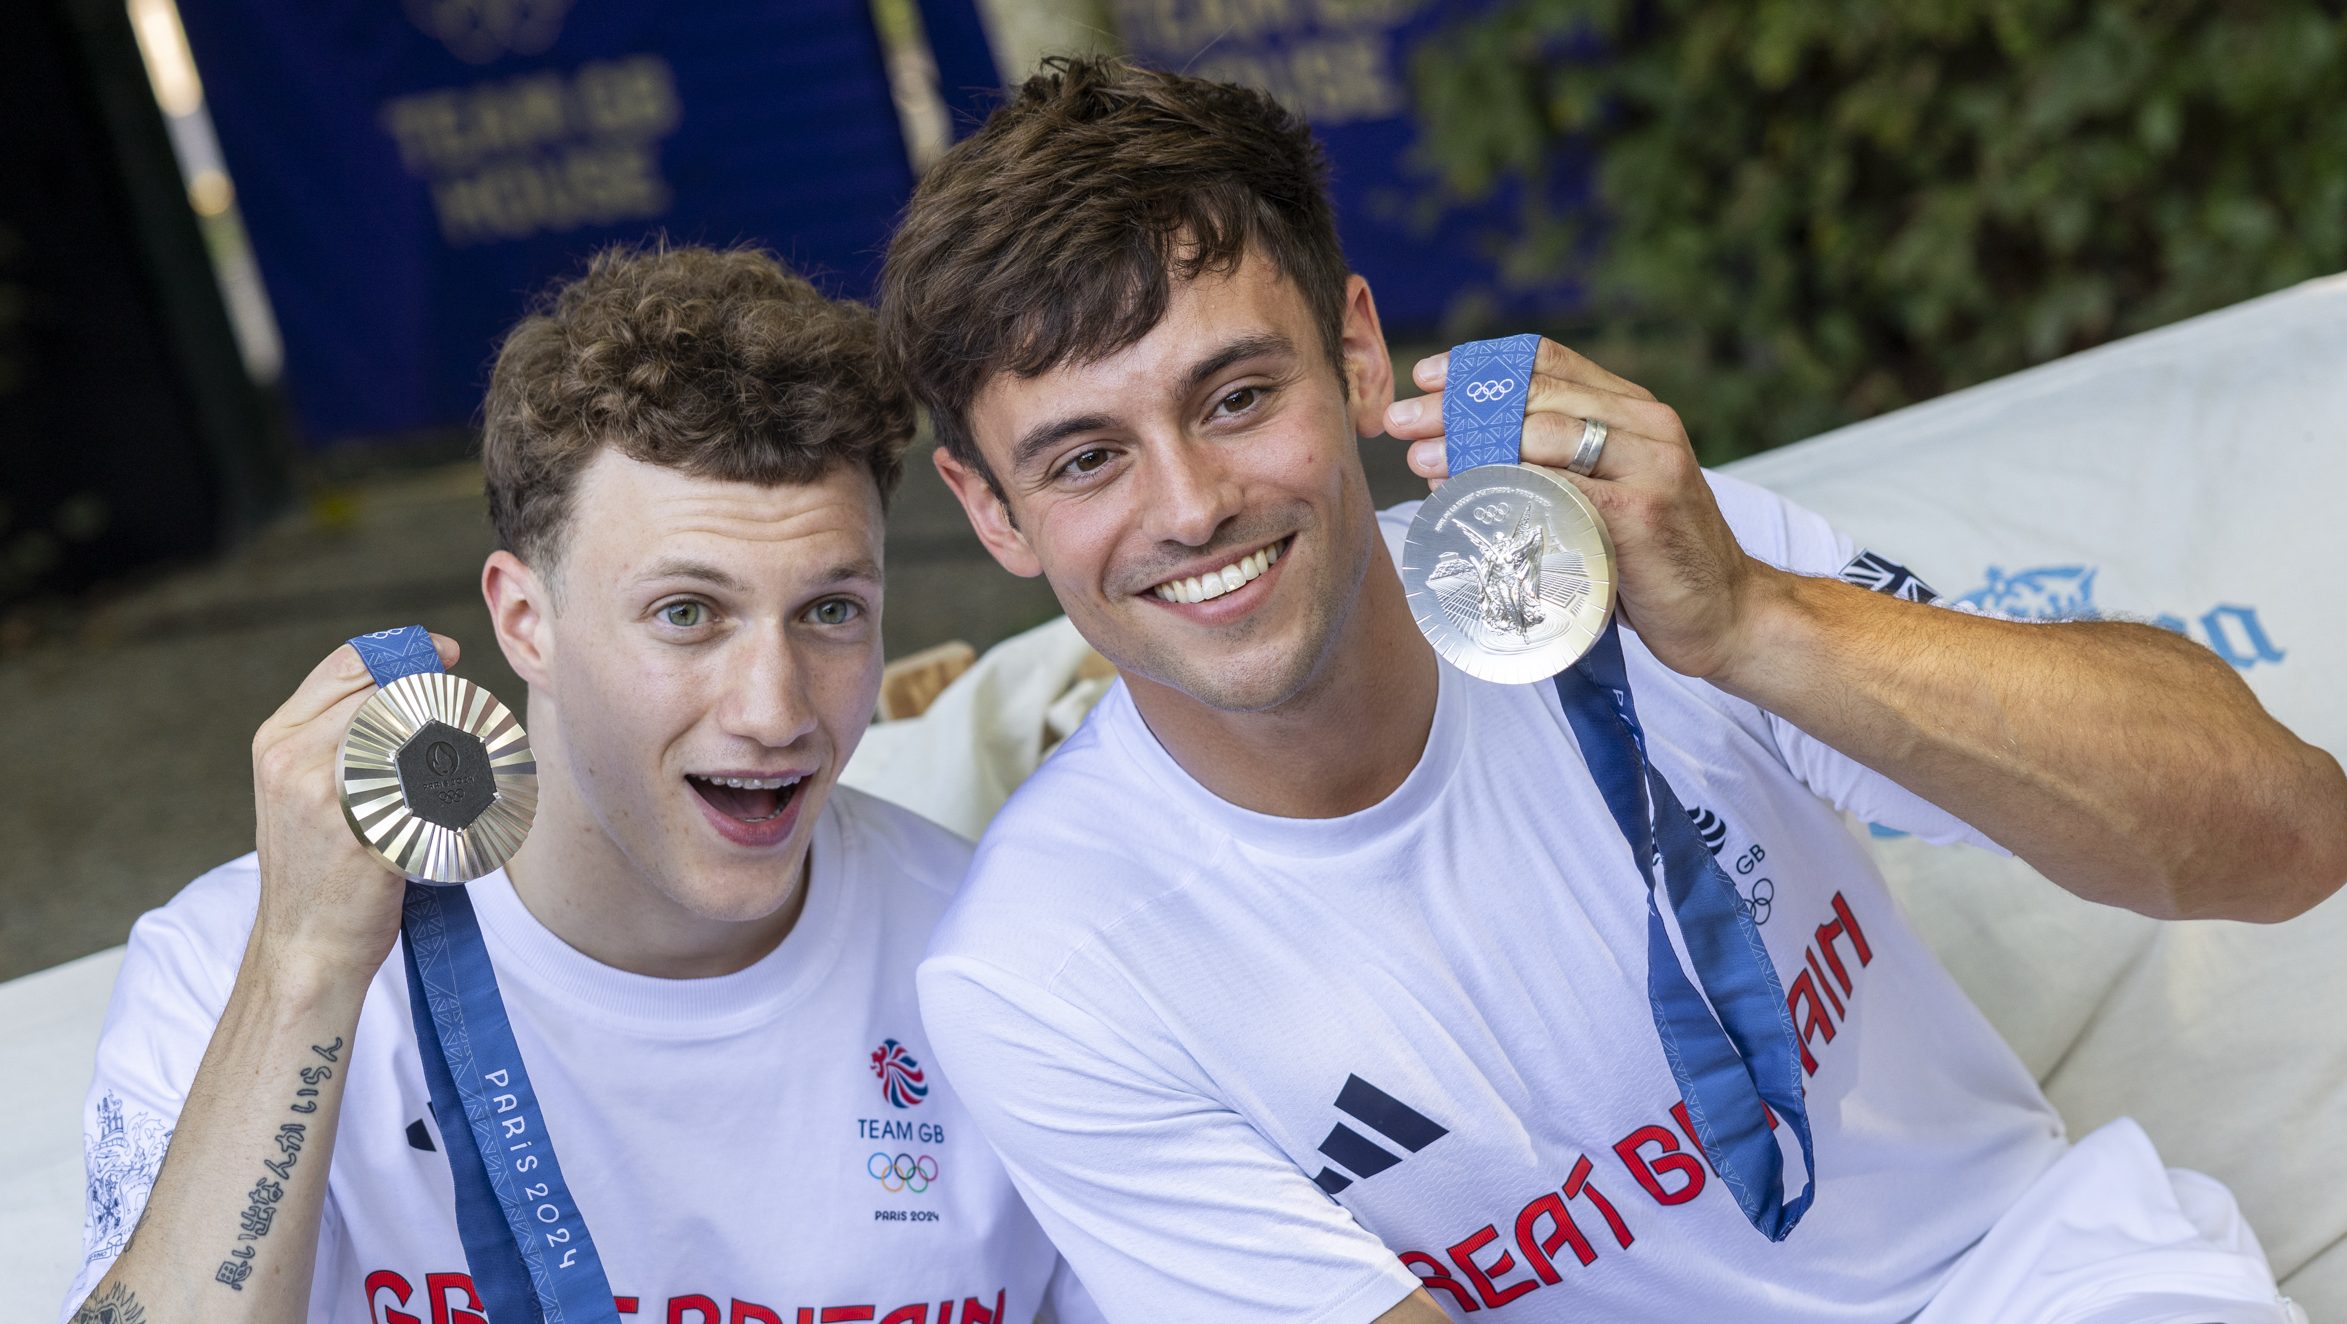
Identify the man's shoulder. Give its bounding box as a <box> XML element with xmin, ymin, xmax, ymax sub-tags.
<box><xmin>927</xmin><ymin>716</ymin><xmax>1206</xmax><ymax>984</ymax></box>
<box><xmin>95</xmin><ymin>854</ymin><xmax>267</xmax><ymax>1042</ymax></box>
<box><xmin>828</xmin><ymin>782</ymin><xmax>975</xmax><ymax>909</ymax></box>
<box><xmin>127</xmin><ymin>853</ymin><xmax>264</xmax><ymax>971</ymax></box>
<box><xmin>980</xmin><ymin>701</ymin><xmax>1171</xmax><ymax>877</ymax></box>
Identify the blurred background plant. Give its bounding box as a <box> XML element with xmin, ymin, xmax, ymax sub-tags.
<box><xmin>1410</xmin><ymin>0</ymin><xmax>2347</xmax><ymax>461</ymax></box>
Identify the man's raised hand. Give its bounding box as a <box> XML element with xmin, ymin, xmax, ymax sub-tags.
<box><xmin>248</xmin><ymin>634</ymin><xmax>459</xmax><ymax>983</ymax></box>
<box><xmin>1382</xmin><ymin>337</ymin><xmax>1783</xmax><ymax>683</ymax></box>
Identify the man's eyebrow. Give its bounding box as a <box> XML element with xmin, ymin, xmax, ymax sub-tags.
<box><xmin>1006</xmin><ymin>332</ymin><xmax>1299</xmax><ymax>479</ymax></box>
<box><xmin>816</xmin><ymin>556</ymin><xmax>883</xmax><ymax>586</ymax></box>
<box><xmin>634</xmin><ymin>557</ymin><xmax>747</xmax><ymax>592</ymax></box>
<box><xmin>1179</xmin><ymin>332</ymin><xmax>1295</xmax><ymax>400</ymax></box>
<box><xmin>634</xmin><ymin>556</ymin><xmax>884</xmax><ymax>590</ymax></box>
<box><xmin>1011</xmin><ymin>412</ymin><xmax>1117</xmax><ymax>478</ymax></box>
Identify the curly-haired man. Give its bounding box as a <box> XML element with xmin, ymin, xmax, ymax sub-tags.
<box><xmin>882</xmin><ymin>58</ymin><xmax>2340</xmax><ymax>1323</ymax></box>
<box><xmin>62</xmin><ymin>245</ymin><xmax>1099</xmax><ymax>1324</ymax></box>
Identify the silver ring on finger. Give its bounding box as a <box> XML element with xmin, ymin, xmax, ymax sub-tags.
<box><xmin>1565</xmin><ymin>418</ymin><xmax>1608</xmax><ymax>476</ymax></box>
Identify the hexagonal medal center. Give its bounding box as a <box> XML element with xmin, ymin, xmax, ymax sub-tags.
<box><xmin>393</xmin><ymin>720</ymin><xmax>496</xmax><ymax>830</ymax></box>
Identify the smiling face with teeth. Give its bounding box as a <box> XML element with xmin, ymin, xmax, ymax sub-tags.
<box><xmin>482</xmin><ymin>451</ymin><xmax>887</xmax><ymax>973</ymax></box>
<box><xmin>938</xmin><ymin>253</ymin><xmax>1397</xmax><ymax>718</ymax></box>
<box><xmin>1149</xmin><ymin>540</ymin><xmax>1285</xmax><ymax>605</ymax></box>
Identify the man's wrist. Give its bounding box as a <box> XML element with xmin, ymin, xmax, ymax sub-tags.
<box><xmin>238</xmin><ymin>930</ymin><xmax>384</xmax><ymax>1010</ymax></box>
<box><xmin>1703</xmin><ymin>560</ymin><xmax>1813</xmax><ymax>697</ymax></box>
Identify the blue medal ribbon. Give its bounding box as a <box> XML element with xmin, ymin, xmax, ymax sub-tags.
<box><xmin>351</xmin><ymin>627</ymin><xmax>621</xmax><ymax>1320</ymax></box>
<box><xmin>1440</xmin><ymin>342</ymin><xmax>1817</xmax><ymax>1239</ymax></box>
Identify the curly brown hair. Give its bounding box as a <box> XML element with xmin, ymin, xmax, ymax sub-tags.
<box><xmin>483</xmin><ymin>243</ymin><xmax>911</xmax><ymax>576</ymax></box>
<box><xmin>878</xmin><ymin>56</ymin><xmax>1350</xmax><ymax>496</ymax></box>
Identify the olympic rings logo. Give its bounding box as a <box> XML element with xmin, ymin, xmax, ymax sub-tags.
<box><xmin>1463</xmin><ymin>377</ymin><xmax>1517</xmax><ymax>403</ymax></box>
<box><xmin>868</xmin><ymin>1152</ymin><xmax>939</xmax><ymax>1193</ymax></box>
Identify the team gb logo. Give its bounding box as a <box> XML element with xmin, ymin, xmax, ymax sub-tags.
<box><xmin>871</xmin><ymin>1039</ymin><xmax>930</xmax><ymax>1109</ymax></box>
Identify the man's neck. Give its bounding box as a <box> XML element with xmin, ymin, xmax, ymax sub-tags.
<box><xmin>497</xmin><ymin>776</ymin><xmax>808</xmax><ymax>980</ymax></box>
<box><xmin>1128</xmin><ymin>539</ymin><xmax>1439</xmax><ymax>819</ymax></box>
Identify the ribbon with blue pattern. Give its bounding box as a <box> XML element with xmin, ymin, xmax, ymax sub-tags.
<box><xmin>351</xmin><ymin>626</ymin><xmax>620</xmax><ymax>1322</ymax></box>
<box><xmin>1441</xmin><ymin>332</ymin><xmax>1543</xmax><ymax>472</ymax></box>
<box><xmin>1439</xmin><ymin>342</ymin><xmax>1818</xmax><ymax>1239</ymax></box>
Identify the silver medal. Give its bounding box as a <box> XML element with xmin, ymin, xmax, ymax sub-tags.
<box><xmin>338</xmin><ymin>671</ymin><xmax>537</xmax><ymax>884</ymax></box>
<box><xmin>1402</xmin><ymin>463</ymin><xmax>1616</xmax><ymax>684</ymax></box>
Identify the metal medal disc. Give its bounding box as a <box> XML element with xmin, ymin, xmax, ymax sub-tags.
<box><xmin>1403</xmin><ymin>462</ymin><xmax>1617</xmax><ymax>685</ymax></box>
<box><xmin>338</xmin><ymin>671</ymin><xmax>537</xmax><ymax>884</ymax></box>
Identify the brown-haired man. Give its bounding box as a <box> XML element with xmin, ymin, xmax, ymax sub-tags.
<box><xmin>63</xmin><ymin>245</ymin><xmax>1099</xmax><ymax>1324</ymax></box>
<box><xmin>883</xmin><ymin>58</ymin><xmax>2342</xmax><ymax>1323</ymax></box>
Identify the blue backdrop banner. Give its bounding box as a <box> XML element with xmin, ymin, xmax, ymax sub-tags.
<box><xmin>1109</xmin><ymin>0</ymin><xmax>1590</xmax><ymax>337</ymax></box>
<box><xmin>174</xmin><ymin>0</ymin><xmax>935</xmax><ymax>446</ymax></box>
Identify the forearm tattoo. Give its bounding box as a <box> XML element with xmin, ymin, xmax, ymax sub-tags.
<box><xmin>71</xmin><ymin>1282</ymin><xmax>147</xmax><ymax>1324</ymax></box>
<box><xmin>212</xmin><ymin>1037</ymin><xmax>342</xmax><ymax>1291</ymax></box>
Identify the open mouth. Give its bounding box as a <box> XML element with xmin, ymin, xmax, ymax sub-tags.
<box><xmin>687</xmin><ymin>772</ymin><xmax>807</xmax><ymax>824</ymax></box>
<box><xmin>1150</xmin><ymin>536</ymin><xmax>1290</xmax><ymax>604</ymax></box>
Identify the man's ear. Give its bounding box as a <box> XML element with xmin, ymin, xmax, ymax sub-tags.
<box><xmin>482</xmin><ymin>550</ymin><xmax>554</xmax><ymax>688</ymax></box>
<box><xmin>934</xmin><ymin>446</ymin><xmax>1043</xmax><ymax>579</ymax></box>
<box><xmin>1338</xmin><ymin>273</ymin><xmax>1396</xmax><ymax>440</ymax></box>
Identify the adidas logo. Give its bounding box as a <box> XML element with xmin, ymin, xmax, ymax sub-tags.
<box><xmin>1311</xmin><ymin>1075</ymin><xmax>1448</xmax><ymax>1196</ymax></box>
<box><xmin>408</xmin><ymin>1102</ymin><xmax>438</xmax><ymax>1153</ymax></box>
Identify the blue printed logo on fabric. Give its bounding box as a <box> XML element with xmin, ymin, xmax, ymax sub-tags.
<box><xmin>1957</xmin><ymin>566</ymin><xmax>2284</xmax><ymax>669</ymax></box>
<box><xmin>83</xmin><ymin>1093</ymin><xmax>172</xmax><ymax>1269</ymax></box>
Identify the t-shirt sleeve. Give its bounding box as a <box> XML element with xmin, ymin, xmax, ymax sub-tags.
<box><xmin>917</xmin><ymin>956</ymin><xmax>1422</xmax><ymax>1324</ymax></box>
<box><xmin>57</xmin><ymin>887</ymin><xmax>247</xmax><ymax>1321</ymax></box>
<box><xmin>1703</xmin><ymin>470</ymin><xmax>2005</xmax><ymax>851</ymax></box>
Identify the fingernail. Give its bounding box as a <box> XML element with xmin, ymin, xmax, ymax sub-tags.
<box><xmin>1389</xmin><ymin>397</ymin><xmax>1422</xmax><ymax>426</ymax></box>
<box><xmin>1409</xmin><ymin>441</ymin><xmax>1440</xmax><ymax>472</ymax></box>
<box><xmin>1418</xmin><ymin>352</ymin><xmax>1449</xmax><ymax>387</ymax></box>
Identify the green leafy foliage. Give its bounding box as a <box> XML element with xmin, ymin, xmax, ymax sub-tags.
<box><xmin>1409</xmin><ymin>1</ymin><xmax>2347</xmax><ymax>460</ymax></box>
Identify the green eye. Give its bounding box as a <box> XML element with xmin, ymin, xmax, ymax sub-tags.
<box><xmin>660</xmin><ymin>601</ymin><xmax>706</xmax><ymax>628</ymax></box>
<box><xmin>808</xmin><ymin>598</ymin><xmax>861</xmax><ymax>626</ymax></box>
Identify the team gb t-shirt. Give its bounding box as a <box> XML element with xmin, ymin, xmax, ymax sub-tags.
<box><xmin>67</xmin><ymin>785</ymin><xmax>1096</xmax><ymax>1324</ymax></box>
<box><xmin>917</xmin><ymin>474</ymin><xmax>2076</xmax><ymax>1323</ymax></box>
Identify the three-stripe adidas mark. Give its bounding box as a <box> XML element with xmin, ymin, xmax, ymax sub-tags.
<box><xmin>1311</xmin><ymin>1075</ymin><xmax>1448</xmax><ymax>1196</ymax></box>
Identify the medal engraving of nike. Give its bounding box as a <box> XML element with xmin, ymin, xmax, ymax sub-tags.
<box><xmin>1403</xmin><ymin>464</ymin><xmax>1615</xmax><ymax>684</ymax></box>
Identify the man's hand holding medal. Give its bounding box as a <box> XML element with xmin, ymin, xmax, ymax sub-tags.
<box><xmin>248</xmin><ymin>632</ymin><xmax>462</xmax><ymax>984</ymax></box>
<box><xmin>1385</xmin><ymin>335</ymin><xmax>1780</xmax><ymax>686</ymax></box>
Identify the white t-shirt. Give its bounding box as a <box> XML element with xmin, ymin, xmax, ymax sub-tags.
<box><xmin>915</xmin><ymin>475</ymin><xmax>2088</xmax><ymax>1322</ymax></box>
<box><xmin>67</xmin><ymin>785</ymin><xmax>1097</xmax><ymax>1324</ymax></box>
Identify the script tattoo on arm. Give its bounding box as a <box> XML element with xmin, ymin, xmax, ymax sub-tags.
<box><xmin>70</xmin><ymin>1282</ymin><xmax>147</xmax><ymax>1324</ymax></box>
<box><xmin>212</xmin><ymin>1037</ymin><xmax>341</xmax><ymax>1291</ymax></box>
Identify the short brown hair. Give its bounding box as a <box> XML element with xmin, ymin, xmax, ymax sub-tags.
<box><xmin>483</xmin><ymin>243</ymin><xmax>910</xmax><ymax>574</ymax></box>
<box><xmin>879</xmin><ymin>56</ymin><xmax>1350</xmax><ymax>493</ymax></box>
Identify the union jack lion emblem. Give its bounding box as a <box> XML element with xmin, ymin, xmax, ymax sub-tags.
<box><xmin>871</xmin><ymin>1039</ymin><xmax>930</xmax><ymax>1109</ymax></box>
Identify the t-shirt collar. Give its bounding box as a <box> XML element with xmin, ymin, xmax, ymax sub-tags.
<box><xmin>1098</xmin><ymin>657</ymin><xmax>1466</xmax><ymax>860</ymax></box>
<box><xmin>462</xmin><ymin>795</ymin><xmax>853</xmax><ymax>1035</ymax></box>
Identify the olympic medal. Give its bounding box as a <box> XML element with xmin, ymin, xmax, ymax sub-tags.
<box><xmin>1403</xmin><ymin>463</ymin><xmax>1616</xmax><ymax>685</ymax></box>
<box><xmin>338</xmin><ymin>671</ymin><xmax>536</xmax><ymax>884</ymax></box>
